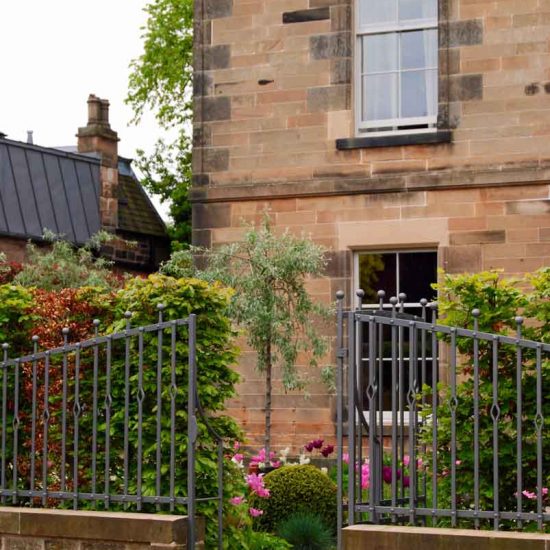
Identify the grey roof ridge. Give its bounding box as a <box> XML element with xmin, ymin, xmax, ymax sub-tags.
<box><xmin>0</xmin><ymin>135</ymin><xmax>101</xmax><ymax>164</ymax></box>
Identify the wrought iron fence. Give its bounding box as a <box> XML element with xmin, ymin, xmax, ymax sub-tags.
<box><xmin>335</xmin><ymin>290</ymin><xmax>550</xmax><ymax>544</ymax></box>
<box><xmin>0</xmin><ymin>308</ymin><xmax>223</xmax><ymax>550</ymax></box>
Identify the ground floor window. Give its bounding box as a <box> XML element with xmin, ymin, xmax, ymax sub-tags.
<box><xmin>354</xmin><ymin>250</ymin><xmax>438</xmax><ymax>412</ymax></box>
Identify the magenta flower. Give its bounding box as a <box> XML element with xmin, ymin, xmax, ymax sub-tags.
<box><xmin>249</xmin><ymin>507</ymin><xmax>264</xmax><ymax>517</ymax></box>
<box><xmin>522</xmin><ymin>490</ymin><xmax>537</xmax><ymax>500</ymax></box>
<box><xmin>312</xmin><ymin>439</ymin><xmax>324</xmax><ymax>449</ymax></box>
<box><xmin>229</xmin><ymin>496</ymin><xmax>245</xmax><ymax>505</ymax></box>
<box><xmin>382</xmin><ymin>466</ymin><xmax>392</xmax><ymax>484</ymax></box>
<box><xmin>304</xmin><ymin>442</ymin><xmax>314</xmax><ymax>452</ymax></box>
<box><xmin>246</xmin><ymin>473</ymin><xmax>270</xmax><ymax>498</ymax></box>
<box><xmin>403</xmin><ymin>475</ymin><xmax>410</xmax><ymax>488</ymax></box>
<box><xmin>251</xmin><ymin>448</ymin><xmax>267</xmax><ymax>464</ymax></box>
<box><xmin>270</xmin><ymin>460</ymin><xmax>281</xmax><ymax>468</ymax></box>
<box><xmin>231</xmin><ymin>453</ymin><xmax>244</xmax><ymax>464</ymax></box>
<box><xmin>361</xmin><ymin>463</ymin><xmax>370</xmax><ymax>489</ymax></box>
<box><xmin>321</xmin><ymin>445</ymin><xmax>334</xmax><ymax>457</ymax></box>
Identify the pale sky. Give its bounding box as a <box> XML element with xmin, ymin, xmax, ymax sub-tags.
<box><xmin>0</xmin><ymin>0</ymin><xmax>171</xmax><ymax>219</ymax></box>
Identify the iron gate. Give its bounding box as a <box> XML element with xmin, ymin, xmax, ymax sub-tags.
<box><xmin>0</xmin><ymin>309</ymin><xmax>224</xmax><ymax>549</ymax></box>
<box><xmin>335</xmin><ymin>289</ymin><xmax>550</xmax><ymax>547</ymax></box>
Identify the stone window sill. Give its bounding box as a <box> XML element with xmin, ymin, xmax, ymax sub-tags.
<box><xmin>336</xmin><ymin>130</ymin><xmax>452</xmax><ymax>150</ymax></box>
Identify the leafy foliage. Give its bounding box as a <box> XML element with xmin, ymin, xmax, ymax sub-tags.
<box><xmin>14</xmin><ymin>231</ymin><xmax>122</xmax><ymax>290</ymax></box>
<box><xmin>250</xmin><ymin>465</ymin><xmax>337</xmax><ymax>533</ymax></box>
<box><xmin>192</xmin><ymin>217</ymin><xmax>331</xmax><ymax>453</ymax></box>
<box><xmin>420</xmin><ymin>269</ymin><xmax>550</xmax><ymax>528</ymax></box>
<box><xmin>127</xmin><ymin>0</ymin><xmax>193</xmax><ymax>245</ymax></box>
<box><xmin>277</xmin><ymin>512</ymin><xmax>334</xmax><ymax>550</ymax></box>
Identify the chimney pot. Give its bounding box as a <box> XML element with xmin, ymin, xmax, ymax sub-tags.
<box><xmin>27</xmin><ymin>131</ymin><xmax>33</xmax><ymax>145</ymax></box>
<box><xmin>100</xmin><ymin>99</ymin><xmax>111</xmax><ymax>128</ymax></box>
<box><xmin>87</xmin><ymin>94</ymin><xmax>103</xmax><ymax>125</ymax></box>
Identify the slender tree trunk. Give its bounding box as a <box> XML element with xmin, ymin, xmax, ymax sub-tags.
<box><xmin>264</xmin><ymin>339</ymin><xmax>272</xmax><ymax>461</ymax></box>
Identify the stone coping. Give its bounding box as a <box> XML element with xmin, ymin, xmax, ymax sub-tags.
<box><xmin>343</xmin><ymin>525</ymin><xmax>550</xmax><ymax>550</ymax></box>
<box><xmin>0</xmin><ymin>507</ymin><xmax>189</xmax><ymax>544</ymax></box>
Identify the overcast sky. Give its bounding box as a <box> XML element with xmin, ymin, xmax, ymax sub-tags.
<box><xmin>0</xmin><ymin>0</ymin><xmax>170</xmax><ymax>219</ymax></box>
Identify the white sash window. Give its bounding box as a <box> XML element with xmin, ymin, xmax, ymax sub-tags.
<box><xmin>356</xmin><ymin>0</ymin><xmax>438</xmax><ymax>136</ymax></box>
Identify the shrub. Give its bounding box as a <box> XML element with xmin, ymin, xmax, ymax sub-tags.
<box><xmin>250</xmin><ymin>465</ymin><xmax>337</xmax><ymax>533</ymax></box>
<box><xmin>277</xmin><ymin>512</ymin><xmax>334</xmax><ymax>550</ymax></box>
<box><xmin>420</xmin><ymin>269</ymin><xmax>550</xmax><ymax>528</ymax></box>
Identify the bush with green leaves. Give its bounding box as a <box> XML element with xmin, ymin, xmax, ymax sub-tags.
<box><xmin>420</xmin><ymin>268</ymin><xmax>550</xmax><ymax>528</ymax></box>
<box><xmin>277</xmin><ymin>512</ymin><xmax>334</xmax><ymax>550</ymax></box>
<box><xmin>250</xmin><ymin>465</ymin><xmax>337</xmax><ymax>533</ymax></box>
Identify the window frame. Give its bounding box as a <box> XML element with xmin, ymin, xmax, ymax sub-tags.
<box><xmin>353</xmin><ymin>249</ymin><xmax>438</xmax><ymax>421</ymax></box>
<box><xmin>354</xmin><ymin>0</ymin><xmax>439</xmax><ymax>137</ymax></box>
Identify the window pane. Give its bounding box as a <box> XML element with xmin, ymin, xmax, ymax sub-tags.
<box><xmin>399</xmin><ymin>0</ymin><xmax>437</xmax><ymax>22</ymax></box>
<box><xmin>400</xmin><ymin>29</ymin><xmax>438</xmax><ymax>70</ymax></box>
<box><xmin>359</xmin><ymin>253</ymin><xmax>397</xmax><ymax>303</ymax></box>
<box><xmin>360</xmin><ymin>0</ymin><xmax>397</xmax><ymax>26</ymax></box>
<box><xmin>399</xmin><ymin>251</ymin><xmax>437</xmax><ymax>303</ymax></box>
<box><xmin>364</xmin><ymin>73</ymin><xmax>398</xmax><ymax>122</ymax></box>
<box><xmin>363</xmin><ymin>34</ymin><xmax>398</xmax><ymax>74</ymax></box>
<box><xmin>400</xmin><ymin>69</ymin><xmax>437</xmax><ymax>118</ymax></box>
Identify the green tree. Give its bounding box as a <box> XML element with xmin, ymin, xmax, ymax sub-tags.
<box><xmin>162</xmin><ymin>218</ymin><xmax>331</xmax><ymax>456</ymax></box>
<box><xmin>127</xmin><ymin>0</ymin><xmax>193</xmax><ymax>245</ymax></box>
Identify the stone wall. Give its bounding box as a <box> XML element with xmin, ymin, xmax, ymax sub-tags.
<box><xmin>343</xmin><ymin>525</ymin><xmax>550</xmax><ymax>550</ymax></box>
<box><xmin>192</xmin><ymin>0</ymin><xmax>550</xmax><ymax>451</ymax></box>
<box><xmin>0</xmin><ymin>508</ymin><xmax>203</xmax><ymax>550</ymax></box>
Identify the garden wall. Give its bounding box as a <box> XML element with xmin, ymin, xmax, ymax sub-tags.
<box><xmin>343</xmin><ymin>525</ymin><xmax>550</xmax><ymax>550</ymax></box>
<box><xmin>0</xmin><ymin>508</ymin><xmax>204</xmax><ymax>550</ymax></box>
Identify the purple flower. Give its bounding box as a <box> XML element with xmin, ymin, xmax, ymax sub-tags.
<box><xmin>403</xmin><ymin>476</ymin><xmax>410</xmax><ymax>488</ymax></box>
<box><xmin>312</xmin><ymin>439</ymin><xmax>324</xmax><ymax>449</ymax></box>
<box><xmin>382</xmin><ymin>466</ymin><xmax>392</xmax><ymax>484</ymax></box>
<box><xmin>321</xmin><ymin>445</ymin><xmax>334</xmax><ymax>457</ymax></box>
<box><xmin>304</xmin><ymin>442</ymin><xmax>314</xmax><ymax>452</ymax></box>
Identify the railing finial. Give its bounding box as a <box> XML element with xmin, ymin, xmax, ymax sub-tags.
<box><xmin>157</xmin><ymin>303</ymin><xmax>165</xmax><ymax>323</ymax></box>
<box><xmin>356</xmin><ymin>289</ymin><xmax>365</xmax><ymax>310</ymax></box>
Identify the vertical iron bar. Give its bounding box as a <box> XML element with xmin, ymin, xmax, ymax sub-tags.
<box><xmin>73</xmin><ymin>344</ymin><xmax>81</xmax><ymax>510</ymax></box>
<box><xmin>420</xmin><ymin>299</ymin><xmax>428</xmax><ymax>516</ymax></box>
<box><xmin>430</xmin><ymin>303</ymin><xmax>438</xmax><ymax>526</ymax></box>
<box><xmin>347</xmin><ymin>310</ymin><xmax>356</xmax><ymax>526</ymax></box>
<box><xmin>42</xmin><ymin>352</ymin><xmax>50</xmax><ymax>506</ymax></box>
<box><xmin>169</xmin><ymin>321</ymin><xmax>177</xmax><ymax>513</ymax></box>
<box><xmin>356</xmin><ymin>291</ymin><xmax>364</xmax><ymax>513</ymax></box>
<box><xmin>535</xmin><ymin>343</ymin><xmax>543</xmax><ymax>531</ymax></box>
<box><xmin>91</xmin><ymin>320</ymin><xmax>100</xmax><ymax>504</ymax></box>
<box><xmin>390</xmin><ymin>296</ymin><xmax>398</xmax><ymax>522</ymax></box>
<box><xmin>217</xmin><ymin>440</ymin><xmax>223</xmax><ymax>550</ymax></box>
<box><xmin>12</xmin><ymin>359</ymin><xmax>20</xmax><ymax>504</ymax></box>
<box><xmin>136</xmin><ymin>328</ymin><xmax>145</xmax><ymax>511</ymax></box>
<box><xmin>30</xmin><ymin>336</ymin><xmax>39</xmax><ymax>500</ymax></box>
<box><xmin>408</xmin><ymin>321</ymin><xmax>417</xmax><ymax>525</ymax></box>
<box><xmin>104</xmin><ymin>336</ymin><xmax>112</xmax><ymax>510</ymax></box>
<box><xmin>1</xmin><ymin>344</ymin><xmax>7</xmax><ymax>505</ymax></box>
<box><xmin>336</xmin><ymin>291</ymin><xmax>344</xmax><ymax>550</ymax></box>
<box><xmin>516</xmin><ymin>318</ymin><xmax>523</xmax><ymax>529</ymax></box>
<box><xmin>377</xmin><ymin>291</ymin><xmax>385</xmax><ymax>508</ymax></box>
<box><xmin>472</xmin><ymin>309</ymin><xmax>480</xmax><ymax>529</ymax></box>
<box><xmin>450</xmin><ymin>329</ymin><xmax>457</xmax><ymax>528</ymax></box>
<box><xmin>123</xmin><ymin>311</ymin><xmax>131</xmax><ymax>506</ymax></box>
<box><xmin>60</xmin><ymin>327</ymin><xmax>69</xmax><ymax>493</ymax></box>
<box><xmin>156</xmin><ymin>304</ymin><xmax>165</xmax><ymax>510</ymax></box>
<box><xmin>492</xmin><ymin>336</ymin><xmax>500</xmax><ymax>530</ymax></box>
<box><xmin>398</xmin><ymin>293</ymin><xmax>406</xmax><ymax>502</ymax></box>
<box><xmin>368</xmin><ymin>315</ymin><xmax>377</xmax><ymax>523</ymax></box>
<box><xmin>188</xmin><ymin>315</ymin><xmax>197</xmax><ymax>549</ymax></box>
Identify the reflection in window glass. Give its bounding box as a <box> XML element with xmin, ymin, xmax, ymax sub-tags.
<box><xmin>360</xmin><ymin>0</ymin><xmax>397</xmax><ymax>26</ymax></box>
<box><xmin>399</xmin><ymin>0</ymin><xmax>437</xmax><ymax>22</ymax></box>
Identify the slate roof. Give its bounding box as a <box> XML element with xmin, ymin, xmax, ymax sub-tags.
<box><xmin>0</xmin><ymin>137</ymin><xmax>101</xmax><ymax>244</ymax></box>
<box><xmin>0</xmin><ymin>136</ymin><xmax>167</xmax><ymax>244</ymax></box>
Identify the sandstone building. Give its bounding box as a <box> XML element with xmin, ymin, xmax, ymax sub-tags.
<box><xmin>192</xmin><ymin>0</ymin><xmax>550</xmax><ymax>451</ymax></box>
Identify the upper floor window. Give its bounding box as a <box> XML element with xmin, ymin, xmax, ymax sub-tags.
<box><xmin>355</xmin><ymin>0</ymin><xmax>438</xmax><ymax>137</ymax></box>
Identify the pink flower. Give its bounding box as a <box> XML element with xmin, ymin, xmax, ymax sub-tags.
<box><xmin>455</xmin><ymin>460</ymin><xmax>462</xmax><ymax>466</ymax></box>
<box><xmin>246</xmin><ymin>473</ymin><xmax>270</xmax><ymax>498</ymax></box>
<box><xmin>249</xmin><ymin>507</ymin><xmax>264</xmax><ymax>517</ymax></box>
<box><xmin>321</xmin><ymin>445</ymin><xmax>334</xmax><ymax>457</ymax></box>
<box><xmin>270</xmin><ymin>460</ymin><xmax>281</xmax><ymax>468</ymax></box>
<box><xmin>251</xmin><ymin>448</ymin><xmax>266</xmax><ymax>464</ymax></box>
<box><xmin>522</xmin><ymin>490</ymin><xmax>537</xmax><ymax>500</ymax></box>
<box><xmin>417</xmin><ymin>458</ymin><xmax>423</xmax><ymax>468</ymax></box>
<box><xmin>230</xmin><ymin>496</ymin><xmax>245</xmax><ymax>505</ymax></box>
<box><xmin>343</xmin><ymin>453</ymin><xmax>349</xmax><ymax>464</ymax></box>
<box><xmin>543</xmin><ymin>487</ymin><xmax>548</xmax><ymax>496</ymax></box>
<box><xmin>403</xmin><ymin>455</ymin><xmax>410</xmax><ymax>467</ymax></box>
<box><xmin>231</xmin><ymin>453</ymin><xmax>244</xmax><ymax>464</ymax></box>
<box><xmin>233</xmin><ymin>441</ymin><xmax>240</xmax><ymax>450</ymax></box>
<box><xmin>361</xmin><ymin>463</ymin><xmax>370</xmax><ymax>489</ymax></box>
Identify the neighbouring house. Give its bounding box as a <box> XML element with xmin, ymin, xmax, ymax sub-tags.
<box><xmin>192</xmin><ymin>0</ymin><xmax>550</xmax><ymax>451</ymax></box>
<box><xmin>0</xmin><ymin>94</ymin><xmax>170</xmax><ymax>271</ymax></box>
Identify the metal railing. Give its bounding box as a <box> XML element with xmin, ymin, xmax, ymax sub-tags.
<box><xmin>336</xmin><ymin>290</ymin><xmax>550</xmax><ymax>543</ymax></box>
<box><xmin>0</xmin><ymin>308</ymin><xmax>224</xmax><ymax>549</ymax></box>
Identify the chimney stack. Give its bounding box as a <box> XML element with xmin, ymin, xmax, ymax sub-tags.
<box><xmin>77</xmin><ymin>94</ymin><xmax>119</xmax><ymax>231</ymax></box>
